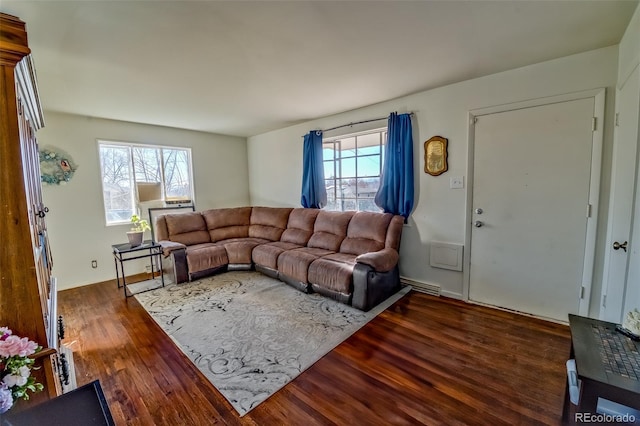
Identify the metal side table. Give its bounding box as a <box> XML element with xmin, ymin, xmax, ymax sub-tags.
<box><xmin>112</xmin><ymin>240</ymin><xmax>164</xmax><ymax>297</ymax></box>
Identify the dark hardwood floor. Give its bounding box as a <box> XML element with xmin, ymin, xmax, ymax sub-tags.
<box><xmin>58</xmin><ymin>279</ymin><xmax>571</xmax><ymax>425</ymax></box>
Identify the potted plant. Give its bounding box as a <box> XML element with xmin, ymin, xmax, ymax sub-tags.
<box><xmin>127</xmin><ymin>214</ymin><xmax>150</xmax><ymax>247</ymax></box>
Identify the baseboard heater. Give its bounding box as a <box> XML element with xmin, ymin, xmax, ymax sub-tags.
<box><xmin>400</xmin><ymin>276</ymin><xmax>441</xmax><ymax>297</ymax></box>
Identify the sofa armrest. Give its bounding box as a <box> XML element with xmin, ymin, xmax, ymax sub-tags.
<box><xmin>355</xmin><ymin>248</ymin><xmax>399</xmax><ymax>273</ymax></box>
<box><xmin>158</xmin><ymin>242</ymin><xmax>188</xmax><ymax>284</ymax></box>
<box><xmin>352</xmin><ymin>264</ymin><xmax>400</xmax><ymax>311</ymax></box>
<box><xmin>158</xmin><ymin>240</ymin><xmax>187</xmax><ymax>257</ymax></box>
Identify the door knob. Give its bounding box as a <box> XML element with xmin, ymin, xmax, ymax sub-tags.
<box><xmin>474</xmin><ymin>221</ymin><xmax>483</xmax><ymax>228</ymax></box>
<box><xmin>613</xmin><ymin>241</ymin><xmax>628</xmax><ymax>252</ymax></box>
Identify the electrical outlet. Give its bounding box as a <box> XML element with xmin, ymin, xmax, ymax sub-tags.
<box><xmin>91</xmin><ymin>260</ymin><xmax>98</xmax><ymax>269</ymax></box>
<box><xmin>450</xmin><ymin>176</ymin><xmax>464</xmax><ymax>189</ymax></box>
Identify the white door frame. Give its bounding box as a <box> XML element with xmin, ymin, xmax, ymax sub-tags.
<box><xmin>462</xmin><ymin>88</ymin><xmax>606</xmax><ymax>317</ymax></box>
<box><xmin>601</xmin><ymin>65</ymin><xmax>640</xmax><ymax>322</ymax></box>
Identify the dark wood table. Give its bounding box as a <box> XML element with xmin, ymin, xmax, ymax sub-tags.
<box><xmin>1</xmin><ymin>380</ymin><xmax>114</xmax><ymax>425</ymax></box>
<box><xmin>563</xmin><ymin>314</ymin><xmax>640</xmax><ymax>423</ymax></box>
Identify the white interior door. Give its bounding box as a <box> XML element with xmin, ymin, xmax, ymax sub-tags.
<box><xmin>601</xmin><ymin>66</ymin><xmax>640</xmax><ymax>322</ymax></box>
<box><xmin>469</xmin><ymin>96</ymin><xmax>598</xmax><ymax>322</ymax></box>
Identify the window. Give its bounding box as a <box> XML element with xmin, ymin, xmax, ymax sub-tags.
<box><xmin>323</xmin><ymin>128</ymin><xmax>386</xmax><ymax>212</ymax></box>
<box><xmin>98</xmin><ymin>141</ymin><xmax>194</xmax><ymax>225</ymax></box>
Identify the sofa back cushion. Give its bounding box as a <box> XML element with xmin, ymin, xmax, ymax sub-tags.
<box><xmin>165</xmin><ymin>212</ymin><xmax>210</xmax><ymax>246</ymax></box>
<box><xmin>385</xmin><ymin>215</ymin><xmax>405</xmax><ymax>250</ymax></box>
<box><xmin>340</xmin><ymin>211</ymin><xmax>393</xmax><ymax>255</ymax></box>
<box><xmin>280</xmin><ymin>208</ymin><xmax>320</xmax><ymax>245</ymax></box>
<box><xmin>203</xmin><ymin>207</ymin><xmax>252</xmax><ymax>242</ymax></box>
<box><xmin>307</xmin><ymin>210</ymin><xmax>355</xmax><ymax>251</ymax></box>
<box><xmin>154</xmin><ymin>215</ymin><xmax>169</xmax><ymax>242</ymax></box>
<box><xmin>249</xmin><ymin>207</ymin><xmax>292</xmax><ymax>241</ymax></box>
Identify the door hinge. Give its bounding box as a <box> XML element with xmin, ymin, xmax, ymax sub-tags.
<box><xmin>592</xmin><ymin>117</ymin><xmax>597</xmax><ymax>131</ymax></box>
<box><xmin>587</xmin><ymin>204</ymin><xmax>592</xmax><ymax>218</ymax></box>
<box><xmin>602</xmin><ymin>294</ymin><xmax>607</xmax><ymax>307</ymax></box>
<box><xmin>615</xmin><ymin>112</ymin><xmax>620</xmax><ymax>127</ymax></box>
<box><xmin>580</xmin><ymin>286</ymin><xmax>585</xmax><ymax>299</ymax></box>
<box><xmin>470</xmin><ymin>116</ymin><xmax>478</xmax><ymax>125</ymax></box>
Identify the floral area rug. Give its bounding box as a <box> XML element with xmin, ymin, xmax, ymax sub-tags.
<box><xmin>135</xmin><ymin>270</ymin><xmax>409</xmax><ymax>416</ymax></box>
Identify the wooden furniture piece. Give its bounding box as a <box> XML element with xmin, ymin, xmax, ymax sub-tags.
<box><xmin>0</xmin><ymin>13</ymin><xmax>66</xmax><ymax>406</ymax></box>
<box><xmin>0</xmin><ymin>380</ymin><xmax>115</xmax><ymax>426</ymax></box>
<box><xmin>563</xmin><ymin>314</ymin><xmax>640</xmax><ymax>422</ymax></box>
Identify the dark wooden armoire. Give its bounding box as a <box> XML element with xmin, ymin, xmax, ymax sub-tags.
<box><xmin>0</xmin><ymin>13</ymin><xmax>66</xmax><ymax>408</ymax></box>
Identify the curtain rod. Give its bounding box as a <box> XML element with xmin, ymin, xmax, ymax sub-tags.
<box><xmin>302</xmin><ymin>112</ymin><xmax>414</xmax><ymax>137</ymax></box>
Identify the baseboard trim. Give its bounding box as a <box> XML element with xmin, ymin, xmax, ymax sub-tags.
<box><xmin>400</xmin><ymin>276</ymin><xmax>441</xmax><ymax>297</ymax></box>
<box><xmin>441</xmin><ymin>290</ymin><xmax>463</xmax><ymax>300</ymax></box>
<box><xmin>86</xmin><ymin>272</ymin><xmax>158</xmax><ymax>289</ymax></box>
<box><xmin>467</xmin><ymin>299</ymin><xmax>569</xmax><ymax>325</ymax></box>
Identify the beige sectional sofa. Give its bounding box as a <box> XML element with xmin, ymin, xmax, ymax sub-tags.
<box><xmin>154</xmin><ymin>206</ymin><xmax>404</xmax><ymax>311</ymax></box>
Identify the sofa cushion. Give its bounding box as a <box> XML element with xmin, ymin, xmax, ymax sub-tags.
<box><xmin>252</xmin><ymin>241</ymin><xmax>303</xmax><ymax>270</ymax></box>
<box><xmin>340</xmin><ymin>211</ymin><xmax>393</xmax><ymax>255</ymax></box>
<box><xmin>308</xmin><ymin>258</ymin><xmax>354</xmax><ymax>295</ymax></box>
<box><xmin>184</xmin><ymin>242</ymin><xmax>216</xmax><ymax>251</ymax></box>
<box><xmin>280</xmin><ymin>208</ymin><xmax>320</xmax><ymax>245</ymax></box>
<box><xmin>307</xmin><ymin>210</ymin><xmax>355</xmax><ymax>251</ymax></box>
<box><xmin>385</xmin><ymin>215</ymin><xmax>405</xmax><ymax>250</ymax></box>
<box><xmin>215</xmin><ymin>237</ymin><xmax>269</xmax><ymax>264</ymax></box>
<box><xmin>155</xmin><ymin>215</ymin><xmax>170</xmax><ymax>242</ymax></box>
<box><xmin>185</xmin><ymin>244</ymin><xmax>228</xmax><ymax>274</ymax></box>
<box><xmin>321</xmin><ymin>252</ymin><xmax>358</xmax><ymax>264</ymax></box>
<box><xmin>203</xmin><ymin>207</ymin><xmax>252</xmax><ymax>242</ymax></box>
<box><xmin>277</xmin><ymin>247</ymin><xmax>334</xmax><ymax>284</ymax></box>
<box><xmin>165</xmin><ymin>213</ymin><xmax>210</xmax><ymax>246</ymax></box>
<box><xmin>249</xmin><ymin>207</ymin><xmax>292</xmax><ymax>241</ymax></box>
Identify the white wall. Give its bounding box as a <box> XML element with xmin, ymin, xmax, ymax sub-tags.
<box><xmin>38</xmin><ymin>112</ymin><xmax>249</xmax><ymax>290</ymax></box>
<box><xmin>620</xmin><ymin>3</ymin><xmax>640</xmax><ymax>315</ymax></box>
<box><xmin>248</xmin><ymin>46</ymin><xmax>618</xmax><ymax>304</ymax></box>
<box><xmin>618</xmin><ymin>3</ymin><xmax>640</xmax><ymax>89</ymax></box>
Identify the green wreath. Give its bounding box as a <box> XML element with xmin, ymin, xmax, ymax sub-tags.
<box><xmin>39</xmin><ymin>146</ymin><xmax>78</xmax><ymax>185</ymax></box>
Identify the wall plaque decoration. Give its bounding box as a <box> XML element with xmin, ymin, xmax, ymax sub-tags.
<box><xmin>424</xmin><ymin>136</ymin><xmax>448</xmax><ymax>176</ymax></box>
<box><xmin>39</xmin><ymin>145</ymin><xmax>78</xmax><ymax>185</ymax></box>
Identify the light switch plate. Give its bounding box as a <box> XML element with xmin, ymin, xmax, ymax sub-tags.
<box><xmin>450</xmin><ymin>176</ymin><xmax>464</xmax><ymax>189</ymax></box>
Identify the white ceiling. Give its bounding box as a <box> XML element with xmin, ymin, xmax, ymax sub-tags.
<box><xmin>1</xmin><ymin>1</ymin><xmax>637</xmax><ymax>137</ymax></box>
